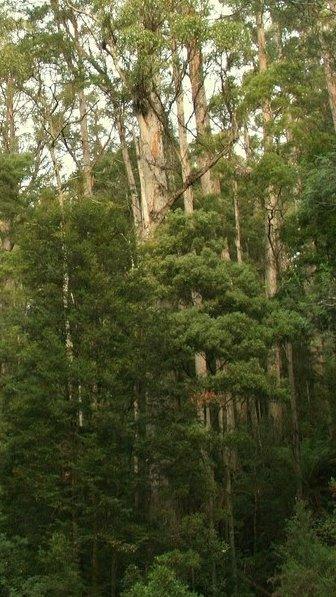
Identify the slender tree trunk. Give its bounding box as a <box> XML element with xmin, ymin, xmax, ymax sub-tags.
<box><xmin>195</xmin><ymin>352</ymin><xmax>207</xmax><ymax>424</ymax></box>
<box><xmin>1</xmin><ymin>75</ymin><xmax>16</xmax><ymax>252</ymax></box>
<box><xmin>320</xmin><ymin>43</ymin><xmax>336</xmax><ymax>132</ymax></box>
<box><xmin>233</xmin><ymin>180</ymin><xmax>242</xmax><ymax>264</ymax></box>
<box><xmin>133</xmin><ymin>132</ymin><xmax>151</xmax><ymax>230</ymax></box>
<box><xmin>218</xmin><ymin>404</ymin><xmax>237</xmax><ymax>592</ymax></box>
<box><xmin>72</xmin><ymin>15</ymin><xmax>93</xmax><ymax>196</ymax></box>
<box><xmin>117</xmin><ymin>116</ymin><xmax>142</xmax><ymax>230</ymax></box>
<box><xmin>286</xmin><ymin>342</ymin><xmax>302</xmax><ymax>498</ymax></box>
<box><xmin>172</xmin><ymin>42</ymin><xmax>194</xmax><ymax>214</ymax></box>
<box><xmin>192</xmin><ymin>290</ymin><xmax>208</xmax><ymax>424</ymax></box>
<box><xmin>0</xmin><ymin>74</ymin><xmax>17</xmax><ymax>398</ymax></box>
<box><xmin>225</xmin><ymin>396</ymin><xmax>238</xmax><ymax>471</ymax></box>
<box><xmin>217</xmin><ymin>305</ymin><xmax>238</xmax><ymax>590</ymax></box>
<box><xmin>244</xmin><ymin>123</ymin><xmax>251</xmax><ymax>159</ymax></box>
<box><xmin>133</xmin><ymin>393</ymin><xmax>140</xmax><ymax>509</ymax></box>
<box><xmin>5</xmin><ymin>74</ymin><xmax>16</xmax><ymax>154</ymax></box>
<box><xmin>257</xmin><ymin>7</ymin><xmax>283</xmax><ymax>427</ymax></box>
<box><xmin>78</xmin><ymin>88</ymin><xmax>93</xmax><ymax>196</ymax></box>
<box><xmin>257</xmin><ymin>9</ymin><xmax>279</xmax><ymax>297</ymax></box>
<box><xmin>188</xmin><ymin>41</ymin><xmax>220</xmax><ymax>196</ymax></box>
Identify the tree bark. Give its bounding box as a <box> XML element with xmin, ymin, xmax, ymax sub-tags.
<box><xmin>322</xmin><ymin>49</ymin><xmax>336</xmax><ymax>132</ymax></box>
<box><xmin>133</xmin><ymin>132</ymin><xmax>151</xmax><ymax>231</ymax></box>
<box><xmin>257</xmin><ymin>6</ymin><xmax>283</xmax><ymax>427</ymax></box>
<box><xmin>136</xmin><ymin>95</ymin><xmax>169</xmax><ymax>232</ymax></box>
<box><xmin>1</xmin><ymin>75</ymin><xmax>16</xmax><ymax>252</ymax></box>
<box><xmin>72</xmin><ymin>14</ymin><xmax>93</xmax><ymax>196</ymax></box>
<box><xmin>192</xmin><ymin>290</ymin><xmax>208</xmax><ymax>424</ymax></box>
<box><xmin>172</xmin><ymin>42</ymin><xmax>194</xmax><ymax>214</ymax></box>
<box><xmin>233</xmin><ymin>180</ymin><xmax>242</xmax><ymax>264</ymax></box>
<box><xmin>319</xmin><ymin>1</ymin><xmax>336</xmax><ymax>133</ymax></box>
<box><xmin>5</xmin><ymin>74</ymin><xmax>16</xmax><ymax>154</ymax></box>
<box><xmin>286</xmin><ymin>342</ymin><xmax>302</xmax><ymax>498</ymax></box>
<box><xmin>78</xmin><ymin>88</ymin><xmax>93</xmax><ymax>196</ymax></box>
<box><xmin>188</xmin><ymin>41</ymin><xmax>221</xmax><ymax>196</ymax></box>
<box><xmin>117</xmin><ymin>116</ymin><xmax>142</xmax><ymax>230</ymax></box>
<box><xmin>257</xmin><ymin>8</ymin><xmax>280</xmax><ymax>298</ymax></box>
<box><xmin>218</xmin><ymin>403</ymin><xmax>237</xmax><ymax>591</ymax></box>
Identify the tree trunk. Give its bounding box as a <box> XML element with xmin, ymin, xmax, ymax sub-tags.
<box><xmin>319</xmin><ymin>19</ymin><xmax>336</xmax><ymax>133</ymax></box>
<box><xmin>5</xmin><ymin>74</ymin><xmax>16</xmax><ymax>154</ymax></box>
<box><xmin>257</xmin><ymin>7</ymin><xmax>283</xmax><ymax>427</ymax></box>
<box><xmin>233</xmin><ymin>180</ymin><xmax>242</xmax><ymax>263</ymax></box>
<box><xmin>218</xmin><ymin>404</ymin><xmax>237</xmax><ymax>592</ymax></box>
<box><xmin>195</xmin><ymin>352</ymin><xmax>207</xmax><ymax>424</ymax></box>
<box><xmin>244</xmin><ymin>123</ymin><xmax>251</xmax><ymax>159</ymax></box>
<box><xmin>1</xmin><ymin>75</ymin><xmax>16</xmax><ymax>252</ymax></box>
<box><xmin>192</xmin><ymin>290</ymin><xmax>208</xmax><ymax>424</ymax></box>
<box><xmin>117</xmin><ymin>117</ymin><xmax>142</xmax><ymax>230</ymax></box>
<box><xmin>257</xmin><ymin>8</ymin><xmax>280</xmax><ymax>298</ymax></box>
<box><xmin>136</xmin><ymin>96</ymin><xmax>169</xmax><ymax>231</ymax></box>
<box><xmin>78</xmin><ymin>89</ymin><xmax>93</xmax><ymax>196</ymax></box>
<box><xmin>172</xmin><ymin>42</ymin><xmax>194</xmax><ymax>214</ymax></box>
<box><xmin>72</xmin><ymin>15</ymin><xmax>93</xmax><ymax>196</ymax></box>
<box><xmin>286</xmin><ymin>342</ymin><xmax>302</xmax><ymax>498</ymax></box>
<box><xmin>0</xmin><ymin>221</ymin><xmax>13</xmax><ymax>252</ymax></box>
<box><xmin>133</xmin><ymin>131</ymin><xmax>151</xmax><ymax>231</ymax></box>
<box><xmin>188</xmin><ymin>41</ymin><xmax>220</xmax><ymax>196</ymax></box>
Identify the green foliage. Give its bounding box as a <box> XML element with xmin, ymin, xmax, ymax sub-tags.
<box><xmin>275</xmin><ymin>502</ymin><xmax>336</xmax><ymax>596</ymax></box>
<box><xmin>0</xmin><ymin>533</ymin><xmax>29</xmax><ymax>594</ymax></box>
<box><xmin>123</xmin><ymin>563</ymin><xmax>201</xmax><ymax>596</ymax></box>
<box><xmin>0</xmin><ymin>153</ymin><xmax>31</xmax><ymax>221</ymax></box>
<box><xmin>18</xmin><ymin>533</ymin><xmax>83</xmax><ymax>596</ymax></box>
<box><xmin>0</xmin><ymin>0</ymin><xmax>335</xmax><ymax>594</ymax></box>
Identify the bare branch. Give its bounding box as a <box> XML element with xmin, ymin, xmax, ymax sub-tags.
<box><xmin>150</xmin><ymin>138</ymin><xmax>236</xmax><ymax>230</ymax></box>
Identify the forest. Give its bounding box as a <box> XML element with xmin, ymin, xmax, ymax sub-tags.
<box><xmin>0</xmin><ymin>0</ymin><xmax>335</xmax><ymax>595</ymax></box>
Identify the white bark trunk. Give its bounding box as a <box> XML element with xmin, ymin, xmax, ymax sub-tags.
<box><xmin>193</xmin><ymin>290</ymin><xmax>208</xmax><ymax>424</ymax></box>
<box><xmin>136</xmin><ymin>97</ymin><xmax>169</xmax><ymax>231</ymax></box>
<box><xmin>5</xmin><ymin>75</ymin><xmax>16</xmax><ymax>154</ymax></box>
<box><xmin>78</xmin><ymin>89</ymin><xmax>93</xmax><ymax>196</ymax></box>
<box><xmin>172</xmin><ymin>44</ymin><xmax>194</xmax><ymax>214</ymax></box>
<box><xmin>117</xmin><ymin>117</ymin><xmax>142</xmax><ymax>230</ymax></box>
<box><xmin>72</xmin><ymin>15</ymin><xmax>93</xmax><ymax>197</ymax></box>
<box><xmin>133</xmin><ymin>132</ymin><xmax>151</xmax><ymax>231</ymax></box>
<box><xmin>188</xmin><ymin>42</ymin><xmax>220</xmax><ymax>196</ymax></box>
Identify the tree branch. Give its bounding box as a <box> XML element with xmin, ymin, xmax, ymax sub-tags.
<box><xmin>150</xmin><ymin>137</ymin><xmax>240</xmax><ymax>230</ymax></box>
